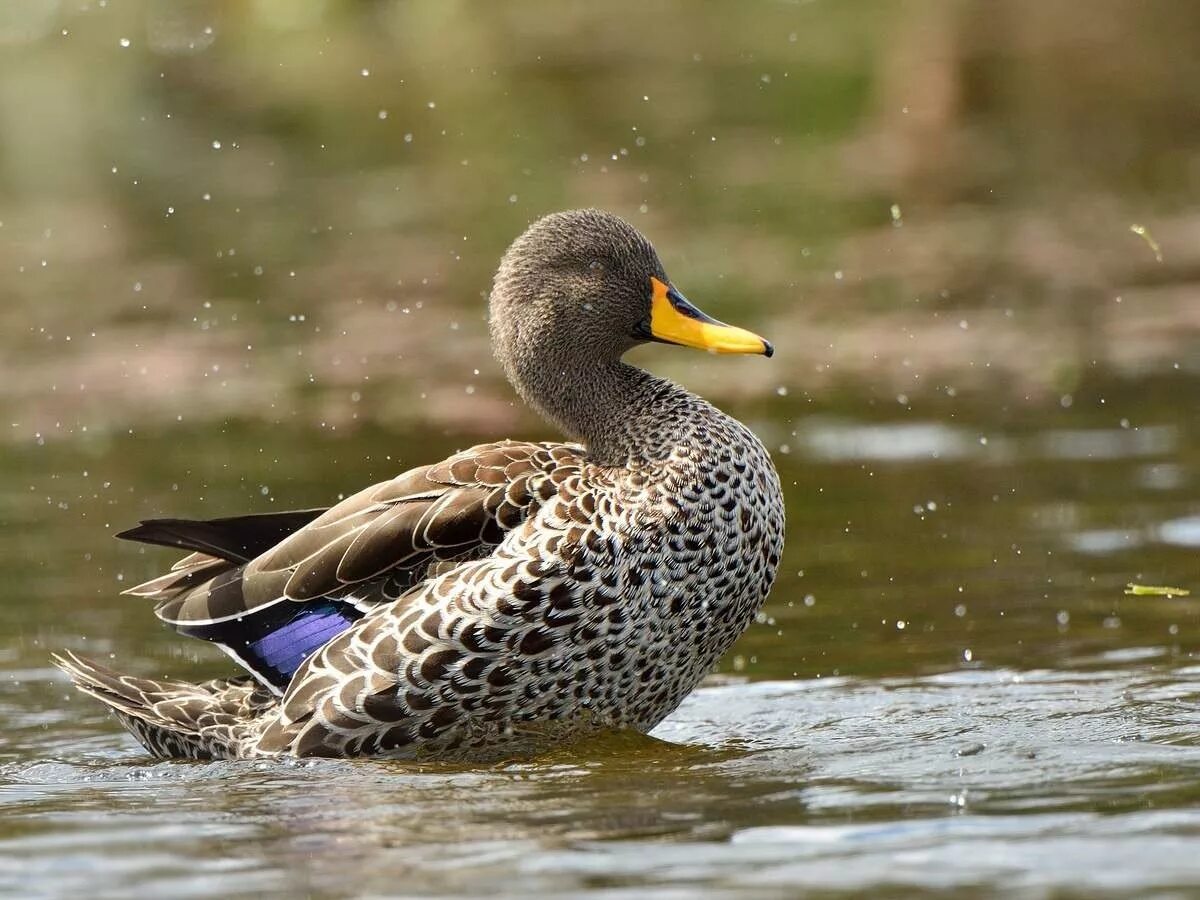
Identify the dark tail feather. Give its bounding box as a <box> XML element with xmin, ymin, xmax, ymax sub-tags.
<box><xmin>116</xmin><ymin>508</ymin><xmax>327</xmax><ymax>564</ymax></box>
<box><xmin>52</xmin><ymin>651</ymin><xmax>265</xmax><ymax>759</ymax></box>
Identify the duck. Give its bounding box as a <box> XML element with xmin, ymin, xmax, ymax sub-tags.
<box><xmin>54</xmin><ymin>209</ymin><xmax>785</xmax><ymax>760</ymax></box>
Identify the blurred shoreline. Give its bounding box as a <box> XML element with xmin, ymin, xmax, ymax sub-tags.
<box><xmin>8</xmin><ymin>200</ymin><xmax>1199</xmax><ymax>445</ymax></box>
<box><xmin>4</xmin><ymin>0</ymin><xmax>1199</xmax><ymax>443</ymax></box>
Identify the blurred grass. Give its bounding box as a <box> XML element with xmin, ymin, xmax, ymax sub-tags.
<box><xmin>1</xmin><ymin>0</ymin><xmax>1199</xmax><ymax>444</ymax></box>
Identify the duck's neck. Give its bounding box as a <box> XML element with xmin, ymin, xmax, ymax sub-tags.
<box><xmin>509</xmin><ymin>353</ymin><xmax>689</xmax><ymax>464</ymax></box>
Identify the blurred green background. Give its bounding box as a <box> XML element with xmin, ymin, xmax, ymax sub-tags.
<box><xmin>4</xmin><ymin>0</ymin><xmax>1198</xmax><ymax>441</ymax></box>
<box><xmin>2</xmin><ymin>0</ymin><xmax>1199</xmax><ymax>683</ymax></box>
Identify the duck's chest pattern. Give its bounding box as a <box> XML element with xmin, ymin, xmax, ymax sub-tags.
<box><xmin>258</xmin><ymin>417</ymin><xmax>784</xmax><ymax>758</ymax></box>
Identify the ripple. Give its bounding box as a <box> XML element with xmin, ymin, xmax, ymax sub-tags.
<box><xmin>794</xmin><ymin>419</ymin><xmax>980</xmax><ymax>462</ymax></box>
<box><xmin>1037</xmin><ymin>425</ymin><xmax>1177</xmax><ymax>461</ymax></box>
<box><xmin>1157</xmin><ymin>514</ymin><xmax>1200</xmax><ymax>547</ymax></box>
<box><xmin>3</xmin><ymin>664</ymin><xmax>1200</xmax><ymax>896</ymax></box>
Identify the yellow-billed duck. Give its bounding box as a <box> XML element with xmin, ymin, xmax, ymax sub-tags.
<box><xmin>55</xmin><ymin>209</ymin><xmax>785</xmax><ymax>759</ymax></box>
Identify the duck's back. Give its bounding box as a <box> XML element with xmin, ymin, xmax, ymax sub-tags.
<box><xmin>248</xmin><ymin>398</ymin><xmax>781</xmax><ymax>757</ymax></box>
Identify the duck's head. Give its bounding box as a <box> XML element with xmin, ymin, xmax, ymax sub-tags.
<box><xmin>489</xmin><ymin>209</ymin><xmax>773</xmax><ymax>448</ymax></box>
<box><xmin>490</xmin><ymin>209</ymin><xmax>772</xmax><ymax>379</ymax></box>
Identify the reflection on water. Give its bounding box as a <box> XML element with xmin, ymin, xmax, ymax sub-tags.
<box><xmin>2</xmin><ymin>382</ymin><xmax>1199</xmax><ymax>897</ymax></box>
<box><xmin>1067</xmin><ymin>514</ymin><xmax>1200</xmax><ymax>556</ymax></box>
<box><xmin>1066</xmin><ymin>528</ymin><xmax>1142</xmax><ymax>556</ymax></box>
<box><xmin>6</xmin><ymin>664</ymin><xmax>1200</xmax><ymax>897</ymax></box>
<box><xmin>794</xmin><ymin>418</ymin><xmax>982</xmax><ymax>462</ymax></box>
<box><xmin>1037</xmin><ymin>426</ymin><xmax>1177</xmax><ymax>462</ymax></box>
<box><xmin>1159</xmin><ymin>516</ymin><xmax>1200</xmax><ymax>548</ymax></box>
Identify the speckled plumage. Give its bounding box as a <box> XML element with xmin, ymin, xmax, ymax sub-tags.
<box><xmin>55</xmin><ymin>209</ymin><xmax>785</xmax><ymax>760</ymax></box>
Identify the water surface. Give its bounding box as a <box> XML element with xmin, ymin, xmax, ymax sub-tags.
<box><xmin>4</xmin><ymin>388</ymin><xmax>1200</xmax><ymax>898</ymax></box>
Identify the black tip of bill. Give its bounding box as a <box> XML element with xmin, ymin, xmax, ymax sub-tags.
<box><xmin>761</xmin><ymin>339</ymin><xmax>775</xmax><ymax>358</ymax></box>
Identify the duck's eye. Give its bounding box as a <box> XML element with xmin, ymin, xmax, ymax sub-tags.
<box><xmin>588</xmin><ymin>259</ymin><xmax>604</xmax><ymax>274</ymax></box>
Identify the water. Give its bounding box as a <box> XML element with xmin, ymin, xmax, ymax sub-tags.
<box><xmin>7</xmin><ymin>667</ymin><xmax>1200</xmax><ymax>898</ymax></box>
<box><xmin>3</xmin><ymin>392</ymin><xmax>1199</xmax><ymax>898</ymax></box>
<box><xmin>5</xmin><ymin>1</ymin><xmax>1200</xmax><ymax>896</ymax></box>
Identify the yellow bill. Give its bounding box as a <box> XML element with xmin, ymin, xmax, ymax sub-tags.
<box><xmin>648</xmin><ymin>276</ymin><xmax>773</xmax><ymax>357</ymax></box>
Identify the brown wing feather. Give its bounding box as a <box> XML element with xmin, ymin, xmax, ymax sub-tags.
<box><xmin>138</xmin><ymin>441</ymin><xmax>584</xmax><ymax>630</ymax></box>
<box><xmin>335</xmin><ymin>503</ymin><xmax>432</xmax><ymax>584</ymax></box>
<box><xmin>123</xmin><ymin>554</ymin><xmax>231</xmax><ymax>600</ymax></box>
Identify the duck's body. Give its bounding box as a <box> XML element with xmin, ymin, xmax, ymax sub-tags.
<box><xmin>56</xmin><ymin>210</ymin><xmax>784</xmax><ymax>760</ymax></box>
